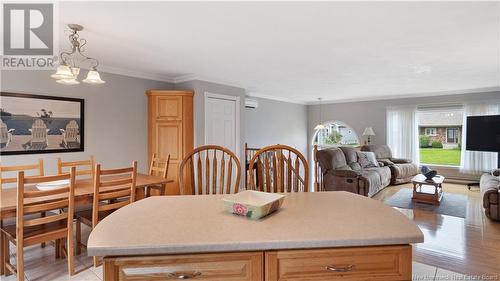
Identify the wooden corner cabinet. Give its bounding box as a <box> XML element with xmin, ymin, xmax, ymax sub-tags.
<box><xmin>146</xmin><ymin>90</ymin><xmax>194</xmax><ymax>195</ymax></box>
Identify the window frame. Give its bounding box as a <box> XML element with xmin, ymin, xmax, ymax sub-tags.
<box><xmin>425</xmin><ymin>127</ymin><xmax>437</xmax><ymax>136</ymax></box>
<box><xmin>417</xmin><ymin>106</ymin><xmax>464</xmax><ymax>167</ymax></box>
<box><xmin>312</xmin><ymin>120</ymin><xmax>360</xmax><ymax>148</ymax></box>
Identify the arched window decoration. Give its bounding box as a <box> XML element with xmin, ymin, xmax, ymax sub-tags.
<box><xmin>312</xmin><ymin>121</ymin><xmax>360</xmax><ymax>147</ymax></box>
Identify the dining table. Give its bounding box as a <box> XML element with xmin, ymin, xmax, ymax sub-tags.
<box><xmin>0</xmin><ymin>173</ymin><xmax>172</xmax><ymax>276</ymax></box>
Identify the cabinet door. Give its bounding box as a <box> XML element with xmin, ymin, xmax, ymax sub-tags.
<box><xmin>265</xmin><ymin>245</ymin><xmax>411</xmax><ymax>281</ymax></box>
<box><xmin>155</xmin><ymin>96</ymin><xmax>183</xmax><ymax>121</ymax></box>
<box><xmin>105</xmin><ymin>252</ymin><xmax>263</xmax><ymax>281</ymax></box>
<box><xmin>154</xmin><ymin>121</ymin><xmax>183</xmax><ymax>195</ymax></box>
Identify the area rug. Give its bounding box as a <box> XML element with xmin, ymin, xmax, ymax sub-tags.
<box><xmin>384</xmin><ymin>188</ymin><xmax>467</xmax><ymax>218</ymax></box>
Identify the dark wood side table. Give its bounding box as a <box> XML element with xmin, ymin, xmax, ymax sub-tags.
<box><xmin>411</xmin><ymin>174</ymin><xmax>445</xmax><ymax>205</ymax></box>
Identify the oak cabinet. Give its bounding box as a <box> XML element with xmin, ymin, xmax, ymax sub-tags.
<box><xmin>108</xmin><ymin>252</ymin><xmax>263</xmax><ymax>281</ymax></box>
<box><xmin>103</xmin><ymin>245</ymin><xmax>412</xmax><ymax>281</ymax></box>
<box><xmin>147</xmin><ymin>90</ymin><xmax>193</xmax><ymax>195</ymax></box>
<box><xmin>265</xmin><ymin>246</ymin><xmax>412</xmax><ymax>281</ymax></box>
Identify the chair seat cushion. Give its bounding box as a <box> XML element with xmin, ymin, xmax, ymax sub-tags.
<box><xmin>392</xmin><ymin>163</ymin><xmax>419</xmax><ymax>179</ymax></box>
<box><xmin>75</xmin><ymin>209</ymin><xmax>113</xmax><ymax>226</ymax></box>
<box><xmin>362</xmin><ymin>167</ymin><xmax>392</xmax><ymax>196</ymax></box>
<box><xmin>1</xmin><ymin>219</ymin><xmax>67</xmax><ymax>242</ymax></box>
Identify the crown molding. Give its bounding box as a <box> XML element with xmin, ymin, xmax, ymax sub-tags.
<box><xmin>88</xmin><ymin>67</ymin><xmax>499</xmax><ymax>106</ymax></box>
<box><xmin>173</xmin><ymin>74</ymin><xmax>247</xmax><ymax>90</ymax></box>
<box><xmin>306</xmin><ymin>86</ymin><xmax>500</xmax><ymax>105</ymax></box>
<box><xmin>174</xmin><ymin>75</ymin><xmax>307</xmax><ymax>105</ymax></box>
<box><xmin>98</xmin><ymin>65</ymin><xmax>176</xmax><ymax>83</ymax></box>
<box><xmin>172</xmin><ymin>74</ymin><xmax>198</xmax><ymax>84</ymax></box>
<box><xmin>245</xmin><ymin>92</ymin><xmax>307</xmax><ymax>105</ymax></box>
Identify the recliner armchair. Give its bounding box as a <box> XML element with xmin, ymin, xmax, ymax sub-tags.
<box><xmin>314</xmin><ymin>146</ymin><xmax>391</xmax><ymax>197</ymax></box>
<box><xmin>481</xmin><ymin>170</ymin><xmax>499</xmax><ymax>221</ymax></box>
<box><xmin>361</xmin><ymin>145</ymin><xmax>418</xmax><ymax>185</ymax></box>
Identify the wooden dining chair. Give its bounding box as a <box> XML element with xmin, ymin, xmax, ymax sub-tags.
<box><xmin>0</xmin><ymin>159</ymin><xmax>44</xmax><ymax>188</ymax></box>
<box><xmin>313</xmin><ymin>145</ymin><xmax>326</xmax><ymax>192</ymax></box>
<box><xmin>75</xmin><ymin>161</ymin><xmax>137</xmax><ymax>267</ymax></box>
<box><xmin>145</xmin><ymin>153</ymin><xmax>170</xmax><ymax>197</ymax></box>
<box><xmin>0</xmin><ymin>159</ymin><xmax>46</xmax><ymax>259</ymax></box>
<box><xmin>244</xmin><ymin>143</ymin><xmax>260</xmax><ymax>188</ymax></box>
<box><xmin>248</xmin><ymin>144</ymin><xmax>309</xmax><ymax>192</ymax></box>
<box><xmin>178</xmin><ymin>145</ymin><xmax>241</xmax><ymax>195</ymax></box>
<box><xmin>57</xmin><ymin>156</ymin><xmax>95</xmax><ymax>179</ymax></box>
<box><xmin>1</xmin><ymin>168</ymin><xmax>76</xmax><ymax>281</ymax></box>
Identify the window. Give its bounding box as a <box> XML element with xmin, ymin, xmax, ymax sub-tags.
<box><xmin>425</xmin><ymin>128</ymin><xmax>437</xmax><ymax>136</ymax></box>
<box><xmin>312</xmin><ymin>121</ymin><xmax>360</xmax><ymax>147</ymax></box>
<box><xmin>417</xmin><ymin>107</ymin><xmax>463</xmax><ymax>166</ymax></box>
<box><xmin>446</xmin><ymin>128</ymin><xmax>459</xmax><ymax>143</ymax></box>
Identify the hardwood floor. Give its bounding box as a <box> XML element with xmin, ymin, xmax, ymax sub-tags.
<box><xmin>1</xmin><ymin>183</ymin><xmax>498</xmax><ymax>280</ymax></box>
<box><xmin>373</xmin><ymin>182</ymin><xmax>500</xmax><ymax>276</ymax></box>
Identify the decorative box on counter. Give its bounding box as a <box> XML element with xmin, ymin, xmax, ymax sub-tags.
<box><xmin>222</xmin><ymin>190</ymin><xmax>285</xmax><ymax>219</ymax></box>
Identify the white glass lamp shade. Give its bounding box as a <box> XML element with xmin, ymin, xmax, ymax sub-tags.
<box><xmin>83</xmin><ymin>70</ymin><xmax>105</xmax><ymax>84</ymax></box>
<box><xmin>362</xmin><ymin>127</ymin><xmax>376</xmax><ymax>136</ymax></box>
<box><xmin>314</xmin><ymin>124</ymin><xmax>326</xmax><ymax>130</ymax></box>
<box><xmin>56</xmin><ymin>78</ymin><xmax>80</xmax><ymax>85</ymax></box>
<box><xmin>51</xmin><ymin>65</ymin><xmax>74</xmax><ymax>80</ymax></box>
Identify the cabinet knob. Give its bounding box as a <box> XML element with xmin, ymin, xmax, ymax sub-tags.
<box><xmin>325</xmin><ymin>264</ymin><xmax>355</xmax><ymax>272</ymax></box>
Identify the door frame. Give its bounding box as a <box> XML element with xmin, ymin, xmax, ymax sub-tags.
<box><xmin>204</xmin><ymin>92</ymin><xmax>241</xmax><ymax>158</ymax></box>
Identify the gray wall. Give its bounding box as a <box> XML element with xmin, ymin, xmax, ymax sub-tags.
<box><xmin>245</xmin><ymin>97</ymin><xmax>308</xmax><ymax>156</ymax></box>
<box><xmin>307</xmin><ymin>91</ymin><xmax>500</xmax><ymax>148</ymax></box>
<box><xmin>307</xmin><ymin>91</ymin><xmax>500</xmax><ymax>180</ymax></box>
<box><xmin>1</xmin><ymin>70</ymin><xmax>173</xmax><ymax>174</ymax></box>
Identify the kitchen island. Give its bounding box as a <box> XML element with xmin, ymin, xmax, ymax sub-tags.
<box><xmin>88</xmin><ymin>191</ymin><xmax>423</xmax><ymax>280</ymax></box>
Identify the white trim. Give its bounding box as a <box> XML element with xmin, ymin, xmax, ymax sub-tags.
<box><xmin>309</xmin><ymin>87</ymin><xmax>500</xmax><ymax>105</ymax></box>
<box><xmin>174</xmin><ymin>75</ymin><xmax>245</xmax><ymax>90</ymax></box>
<box><xmin>80</xmin><ymin>66</ymin><xmax>500</xmax><ymax>106</ymax></box>
<box><xmin>425</xmin><ymin>128</ymin><xmax>437</xmax><ymax>136</ymax></box>
<box><xmin>246</xmin><ymin>92</ymin><xmax>307</xmax><ymax>105</ymax></box>
<box><xmin>174</xmin><ymin>76</ymin><xmax>307</xmax><ymax>105</ymax></box>
<box><xmin>204</xmin><ymin>92</ymin><xmax>241</xmax><ymax>159</ymax></box>
<box><xmin>98</xmin><ymin>65</ymin><xmax>176</xmax><ymax>83</ymax></box>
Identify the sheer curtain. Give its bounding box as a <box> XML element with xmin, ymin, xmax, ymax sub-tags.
<box><xmin>460</xmin><ymin>102</ymin><xmax>500</xmax><ymax>174</ymax></box>
<box><xmin>386</xmin><ymin>105</ymin><xmax>419</xmax><ymax>164</ymax></box>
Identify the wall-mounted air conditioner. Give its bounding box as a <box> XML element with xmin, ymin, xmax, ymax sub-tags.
<box><xmin>245</xmin><ymin>98</ymin><xmax>259</xmax><ymax>109</ymax></box>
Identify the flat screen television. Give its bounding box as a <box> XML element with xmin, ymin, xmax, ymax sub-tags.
<box><xmin>466</xmin><ymin>115</ymin><xmax>500</xmax><ymax>152</ymax></box>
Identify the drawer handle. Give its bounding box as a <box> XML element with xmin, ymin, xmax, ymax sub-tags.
<box><xmin>168</xmin><ymin>271</ymin><xmax>202</xmax><ymax>279</ymax></box>
<box><xmin>325</xmin><ymin>264</ymin><xmax>355</xmax><ymax>272</ymax></box>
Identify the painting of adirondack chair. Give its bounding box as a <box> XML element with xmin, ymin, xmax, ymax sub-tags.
<box><xmin>23</xmin><ymin>119</ymin><xmax>50</xmax><ymax>150</ymax></box>
<box><xmin>1</xmin><ymin>92</ymin><xmax>84</xmax><ymax>155</ymax></box>
<box><xmin>0</xmin><ymin>120</ymin><xmax>15</xmax><ymax>148</ymax></box>
<box><xmin>60</xmin><ymin>120</ymin><xmax>80</xmax><ymax>149</ymax></box>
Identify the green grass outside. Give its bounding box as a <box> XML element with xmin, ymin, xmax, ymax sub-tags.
<box><xmin>419</xmin><ymin>148</ymin><xmax>461</xmax><ymax>166</ymax></box>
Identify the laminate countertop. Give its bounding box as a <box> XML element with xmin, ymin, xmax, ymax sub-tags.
<box><xmin>87</xmin><ymin>191</ymin><xmax>423</xmax><ymax>256</ymax></box>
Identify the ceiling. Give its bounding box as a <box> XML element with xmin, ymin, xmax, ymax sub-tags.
<box><xmin>58</xmin><ymin>1</ymin><xmax>500</xmax><ymax>103</ymax></box>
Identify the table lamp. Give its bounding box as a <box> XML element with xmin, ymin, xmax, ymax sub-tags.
<box><xmin>363</xmin><ymin>127</ymin><xmax>376</xmax><ymax>145</ymax></box>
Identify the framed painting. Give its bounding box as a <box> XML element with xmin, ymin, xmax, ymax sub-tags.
<box><xmin>0</xmin><ymin>92</ymin><xmax>84</xmax><ymax>155</ymax></box>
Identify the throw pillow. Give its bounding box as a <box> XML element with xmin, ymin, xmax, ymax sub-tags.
<box><xmin>357</xmin><ymin>151</ymin><xmax>379</xmax><ymax>168</ymax></box>
<box><xmin>349</xmin><ymin>162</ymin><xmax>362</xmax><ymax>171</ymax></box>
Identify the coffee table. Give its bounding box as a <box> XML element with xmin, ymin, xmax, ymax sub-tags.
<box><xmin>411</xmin><ymin>174</ymin><xmax>444</xmax><ymax>205</ymax></box>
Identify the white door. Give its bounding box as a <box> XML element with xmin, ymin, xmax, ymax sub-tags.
<box><xmin>205</xmin><ymin>93</ymin><xmax>240</xmax><ymax>155</ymax></box>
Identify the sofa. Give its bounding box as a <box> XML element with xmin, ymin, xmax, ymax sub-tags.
<box><xmin>481</xmin><ymin>170</ymin><xmax>500</xmax><ymax>221</ymax></box>
<box><xmin>361</xmin><ymin>145</ymin><xmax>418</xmax><ymax>185</ymax></box>
<box><xmin>315</xmin><ymin>146</ymin><xmax>391</xmax><ymax>197</ymax></box>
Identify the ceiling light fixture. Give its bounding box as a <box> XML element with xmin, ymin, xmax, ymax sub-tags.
<box><xmin>51</xmin><ymin>24</ymin><xmax>105</xmax><ymax>85</ymax></box>
<box><xmin>314</xmin><ymin>98</ymin><xmax>325</xmax><ymax>131</ymax></box>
